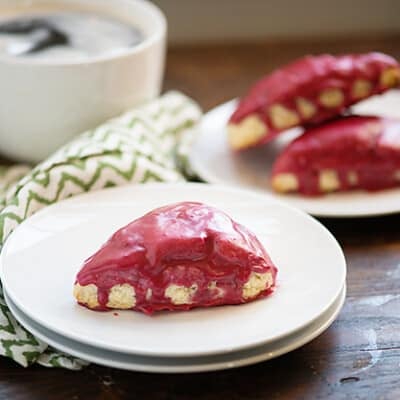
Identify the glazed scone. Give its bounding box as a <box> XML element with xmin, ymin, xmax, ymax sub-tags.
<box><xmin>271</xmin><ymin>116</ymin><xmax>400</xmax><ymax>196</ymax></box>
<box><xmin>228</xmin><ymin>52</ymin><xmax>400</xmax><ymax>150</ymax></box>
<box><xmin>74</xmin><ymin>202</ymin><xmax>277</xmax><ymax>314</ymax></box>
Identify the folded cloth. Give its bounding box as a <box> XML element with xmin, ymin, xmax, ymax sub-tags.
<box><xmin>0</xmin><ymin>92</ymin><xmax>202</xmax><ymax>369</ymax></box>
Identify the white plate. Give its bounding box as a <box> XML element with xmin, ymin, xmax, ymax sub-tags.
<box><xmin>0</xmin><ymin>183</ymin><xmax>346</xmax><ymax>357</ymax></box>
<box><xmin>4</xmin><ymin>285</ymin><xmax>346</xmax><ymax>373</ymax></box>
<box><xmin>189</xmin><ymin>90</ymin><xmax>400</xmax><ymax>217</ymax></box>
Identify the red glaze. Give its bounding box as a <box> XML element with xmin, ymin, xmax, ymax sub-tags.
<box><xmin>75</xmin><ymin>202</ymin><xmax>277</xmax><ymax>314</ymax></box>
<box><xmin>271</xmin><ymin>116</ymin><xmax>400</xmax><ymax>195</ymax></box>
<box><xmin>230</xmin><ymin>53</ymin><xmax>400</xmax><ymax>148</ymax></box>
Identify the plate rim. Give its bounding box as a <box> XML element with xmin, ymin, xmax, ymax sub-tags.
<box><xmin>3</xmin><ymin>284</ymin><xmax>346</xmax><ymax>373</ymax></box>
<box><xmin>0</xmin><ymin>182</ymin><xmax>347</xmax><ymax>357</ymax></box>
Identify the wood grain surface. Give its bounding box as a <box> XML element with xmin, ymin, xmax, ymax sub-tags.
<box><xmin>1</xmin><ymin>35</ymin><xmax>400</xmax><ymax>400</ymax></box>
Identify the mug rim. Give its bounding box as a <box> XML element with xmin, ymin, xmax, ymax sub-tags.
<box><xmin>0</xmin><ymin>0</ymin><xmax>167</xmax><ymax>66</ymax></box>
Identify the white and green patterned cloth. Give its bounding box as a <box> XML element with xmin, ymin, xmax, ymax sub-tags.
<box><xmin>0</xmin><ymin>91</ymin><xmax>202</xmax><ymax>369</ymax></box>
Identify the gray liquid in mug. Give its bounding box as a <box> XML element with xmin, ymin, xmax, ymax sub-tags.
<box><xmin>0</xmin><ymin>12</ymin><xmax>144</xmax><ymax>61</ymax></box>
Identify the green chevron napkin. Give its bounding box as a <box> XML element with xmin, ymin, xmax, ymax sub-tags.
<box><xmin>0</xmin><ymin>91</ymin><xmax>202</xmax><ymax>369</ymax></box>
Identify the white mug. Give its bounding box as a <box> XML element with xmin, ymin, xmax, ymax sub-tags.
<box><xmin>0</xmin><ymin>0</ymin><xmax>167</xmax><ymax>163</ymax></box>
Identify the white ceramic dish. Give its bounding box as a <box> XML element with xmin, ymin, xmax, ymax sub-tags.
<box><xmin>0</xmin><ymin>0</ymin><xmax>166</xmax><ymax>162</ymax></box>
<box><xmin>4</xmin><ymin>284</ymin><xmax>346</xmax><ymax>373</ymax></box>
<box><xmin>189</xmin><ymin>90</ymin><xmax>400</xmax><ymax>217</ymax></box>
<box><xmin>0</xmin><ymin>183</ymin><xmax>346</xmax><ymax>357</ymax></box>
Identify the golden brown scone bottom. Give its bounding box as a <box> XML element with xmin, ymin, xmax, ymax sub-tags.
<box><xmin>73</xmin><ymin>271</ymin><xmax>274</xmax><ymax>311</ymax></box>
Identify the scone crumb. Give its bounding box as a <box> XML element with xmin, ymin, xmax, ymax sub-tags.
<box><xmin>296</xmin><ymin>97</ymin><xmax>316</xmax><ymax>119</ymax></box>
<box><xmin>319</xmin><ymin>88</ymin><xmax>344</xmax><ymax>108</ymax></box>
<box><xmin>319</xmin><ymin>170</ymin><xmax>340</xmax><ymax>192</ymax></box>
<box><xmin>380</xmin><ymin>67</ymin><xmax>400</xmax><ymax>88</ymax></box>
<box><xmin>107</xmin><ymin>284</ymin><xmax>136</xmax><ymax>309</ymax></box>
<box><xmin>165</xmin><ymin>284</ymin><xmax>198</xmax><ymax>305</ymax></box>
<box><xmin>271</xmin><ymin>173</ymin><xmax>299</xmax><ymax>193</ymax></box>
<box><xmin>243</xmin><ymin>272</ymin><xmax>273</xmax><ymax>299</ymax></box>
<box><xmin>347</xmin><ymin>171</ymin><xmax>358</xmax><ymax>186</ymax></box>
<box><xmin>73</xmin><ymin>283</ymin><xmax>99</xmax><ymax>308</ymax></box>
<box><xmin>228</xmin><ymin>115</ymin><xmax>268</xmax><ymax>149</ymax></box>
<box><xmin>269</xmin><ymin>104</ymin><xmax>300</xmax><ymax>129</ymax></box>
<box><xmin>352</xmin><ymin>79</ymin><xmax>372</xmax><ymax>99</ymax></box>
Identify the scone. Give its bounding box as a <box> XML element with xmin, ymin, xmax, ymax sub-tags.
<box><xmin>271</xmin><ymin>115</ymin><xmax>400</xmax><ymax>195</ymax></box>
<box><xmin>228</xmin><ymin>52</ymin><xmax>400</xmax><ymax>150</ymax></box>
<box><xmin>74</xmin><ymin>202</ymin><xmax>277</xmax><ymax>314</ymax></box>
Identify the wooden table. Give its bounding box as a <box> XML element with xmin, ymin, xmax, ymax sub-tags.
<box><xmin>1</xmin><ymin>36</ymin><xmax>400</xmax><ymax>400</ymax></box>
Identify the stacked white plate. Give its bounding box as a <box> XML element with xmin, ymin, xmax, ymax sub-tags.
<box><xmin>0</xmin><ymin>183</ymin><xmax>346</xmax><ymax>373</ymax></box>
